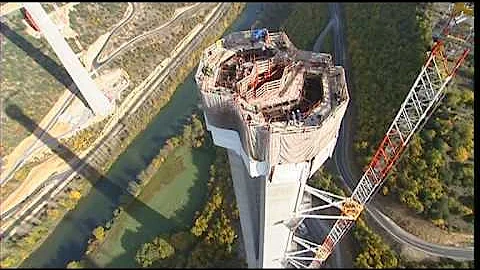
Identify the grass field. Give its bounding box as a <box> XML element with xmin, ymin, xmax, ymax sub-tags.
<box><xmin>88</xmin><ymin>145</ymin><xmax>215</xmax><ymax>267</ymax></box>
<box><xmin>0</xmin><ymin>11</ymin><xmax>70</xmax><ymax>156</ymax></box>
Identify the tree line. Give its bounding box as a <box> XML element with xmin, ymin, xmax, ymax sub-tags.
<box><xmin>2</xmin><ymin>4</ymin><xmax>247</xmax><ymax>268</ymax></box>
<box><xmin>344</xmin><ymin>3</ymin><xmax>474</xmax><ymax>231</ymax></box>
<box><xmin>78</xmin><ymin>147</ymin><xmax>245</xmax><ymax>268</ymax></box>
<box><xmin>65</xmin><ymin>114</ymin><xmax>208</xmax><ymax>267</ymax></box>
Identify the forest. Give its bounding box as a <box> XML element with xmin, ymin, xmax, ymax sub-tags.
<box><xmin>344</xmin><ymin>3</ymin><xmax>474</xmax><ymax>232</ymax></box>
<box><xmin>308</xmin><ymin>166</ymin><xmax>475</xmax><ymax>268</ymax></box>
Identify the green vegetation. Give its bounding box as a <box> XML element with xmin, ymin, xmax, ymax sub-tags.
<box><xmin>127</xmin><ymin>114</ymin><xmax>205</xmax><ymax>197</ymax></box>
<box><xmin>385</xmin><ymin>87</ymin><xmax>474</xmax><ymax>230</ymax></box>
<box><xmin>69</xmin><ymin>3</ymin><xmax>127</xmax><ymax>50</ymax></box>
<box><xmin>308</xmin><ymin>166</ymin><xmax>346</xmax><ymax>197</ymax></box>
<box><xmin>282</xmin><ymin>3</ymin><xmax>329</xmax><ymax>50</ymax></box>
<box><xmin>186</xmin><ymin>148</ymin><xmax>241</xmax><ymax>267</ymax></box>
<box><xmin>72</xmin><ymin>116</ymin><xmax>212</xmax><ymax>266</ymax></box>
<box><xmin>68</xmin><ymin>125</ymin><xmax>243</xmax><ymax>268</ymax></box>
<box><xmin>254</xmin><ymin>3</ymin><xmax>294</xmax><ymax>30</ymax></box>
<box><xmin>97</xmin><ymin>2</ymin><xmax>245</xmax><ymax>176</ymax></box>
<box><xmin>353</xmin><ymin>217</ymin><xmax>399</xmax><ymax>268</ymax></box>
<box><xmin>322</xmin><ymin>30</ymin><xmax>333</xmax><ymax>53</ymax></box>
<box><xmin>0</xmin><ymin>182</ymin><xmax>90</xmax><ymax>268</ymax></box>
<box><xmin>102</xmin><ymin>3</ymin><xmax>195</xmax><ymax>54</ymax></box>
<box><xmin>1</xmin><ymin>13</ymin><xmax>68</xmax><ymax>156</ymax></box>
<box><xmin>0</xmin><ymin>157</ymin><xmax>46</xmax><ymax>199</ymax></box>
<box><xmin>256</xmin><ymin>2</ymin><xmax>333</xmax><ymax>53</ymax></box>
<box><xmin>135</xmin><ymin>236</ymin><xmax>174</xmax><ymax>267</ymax></box>
<box><xmin>66</xmin><ymin>260</ymin><xmax>84</xmax><ymax>268</ymax></box>
<box><xmin>345</xmin><ymin>3</ymin><xmax>427</xmax><ymax>166</ymax></box>
<box><xmin>133</xmin><ymin>115</ymin><xmax>205</xmax><ymax>193</ymax></box>
<box><xmin>2</xmin><ymin>4</ymin><xmax>244</xmax><ymax>268</ymax></box>
<box><xmin>105</xmin><ymin>4</ymin><xmax>211</xmax><ymax>96</ymax></box>
<box><xmin>344</xmin><ymin>3</ymin><xmax>474</xmax><ymax>232</ymax></box>
<box><xmin>255</xmin><ymin>3</ymin><xmax>331</xmax><ymax>51</ymax></box>
<box><xmin>0</xmin><ymin>3</ymin><xmax>128</xmax><ymax>156</ymax></box>
<box><xmin>59</xmin><ymin>118</ymin><xmax>109</xmax><ymax>153</ymax></box>
<box><xmin>309</xmin><ymin>167</ymin><xmax>399</xmax><ymax>269</ymax></box>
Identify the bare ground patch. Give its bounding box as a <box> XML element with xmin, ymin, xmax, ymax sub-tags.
<box><xmin>374</xmin><ymin>195</ymin><xmax>473</xmax><ymax>247</ymax></box>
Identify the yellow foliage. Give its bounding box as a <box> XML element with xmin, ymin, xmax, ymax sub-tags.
<box><xmin>0</xmin><ymin>256</ymin><xmax>18</xmax><ymax>268</ymax></box>
<box><xmin>70</xmin><ymin>190</ymin><xmax>82</xmax><ymax>200</ymax></box>
<box><xmin>461</xmin><ymin>206</ymin><xmax>473</xmax><ymax>216</ymax></box>
<box><xmin>47</xmin><ymin>208</ymin><xmax>60</xmax><ymax>219</ymax></box>
<box><xmin>454</xmin><ymin>147</ymin><xmax>469</xmax><ymax>163</ymax></box>
<box><xmin>432</xmin><ymin>218</ymin><xmax>446</xmax><ymax>230</ymax></box>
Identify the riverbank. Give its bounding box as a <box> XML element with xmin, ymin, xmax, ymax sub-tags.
<box><xmin>88</xmin><ymin>131</ymin><xmax>216</xmax><ymax>267</ymax></box>
<box><xmin>4</xmin><ymin>4</ymin><xmax>246</xmax><ymax>268</ymax></box>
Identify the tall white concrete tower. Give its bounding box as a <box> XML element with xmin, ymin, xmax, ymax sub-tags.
<box><xmin>22</xmin><ymin>2</ymin><xmax>112</xmax><ymax>116</ymax></box>
<box><xmin>195</xmin><ymin>30</ymin><xmax>349</xmax><ymax>268</ymax></box>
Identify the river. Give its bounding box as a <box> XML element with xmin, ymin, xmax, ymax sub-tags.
<box><xmin>20</xmin><ymin>3</ymin><xmax>264</xmax><ymax>268</ymax></box>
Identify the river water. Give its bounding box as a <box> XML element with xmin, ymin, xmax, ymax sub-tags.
<box><xmin>20</xmin><ymin>3</ymin><xmax>264</xmax><ymax>267</ymax></box>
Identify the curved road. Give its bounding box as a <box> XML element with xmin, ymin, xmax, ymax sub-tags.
<box><xmin>92</xmin><ymin>3</ymin><xmax>203</xmax><ymax>70</ymax></box>
<box><xmin>1</xmin><ymin>2</ymin><xmax>212</xmax><ymax>223</ymax></box>
<box><xmin>90</xmin><ymin>2</ymin><xmax>135</xmax><ymax>70</ymax></box>
<box><xmin>326</xmin><ymin>2</ymin><xmax>473</xmax><ymax>261</ymax></box>
<box><xmin>0</xmin><ymin>3</ymin><xmax>135</xmax><ymax>185</ymax></box>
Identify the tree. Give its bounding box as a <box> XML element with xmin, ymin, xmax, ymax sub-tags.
<box><xmin>453</xmin><ymin>146</ymin><xmax>469</xmax><ymax>163</ymax></box>
<box><xmin>135</xmin><ymin>242</ymin><xmax>158</xmax><ymax>267</ymax></box>
<box><xmin>92</xmin><ymin>226</ymin><xmax>105</xmax><ymax>242</ymax></box>
<box><xmin>70</xmin><ymin>190</ymin><xmax>82</xmax><ymax>200</ymax></box>
<box><xmin>182</xmin><ymin>124</ymin><xmax>193</xmax><ymax>145</ymax></box>
<box><xmin>438</xmin><ymin>195</ymin><xmax>450</xmax><ymax>219</ymax></box>
<box><xmin>191</xmin><ymin>216</ymin><xmax>208</xmax><ymax>237</ymax></box>
<box><xmin>154</xmin><ymin>237</ymin><xmax>175</xmax><ymax>259</ymax></box>
<box><xmin>135</xmin><ymin>237</ymin><xmax>175</xmax><ymax>267</ymax></box>
<box><xmin>353</xmin><ymin>217</ymin><xmax>398</xmax><ymax>268</ymax></box>
<box><xmin>423</xmin><ymin>129</ymin><xmax>436</xmax><ymax>142</ymax></box>
<box><xmin>66</xmin><ymin>260</ymin><xmax>84</xmax><ymax>268</ymax></box>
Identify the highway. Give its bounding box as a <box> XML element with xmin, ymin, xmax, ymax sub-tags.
<box><xmin>1</xmin><ymin>2</ymin><xmax>205</xmax><ymax>211</ymax></box>
<box><xmin>327</xmin><ymin>2</ymin><xmax>474</xmax><ymax>261</ymax></box>
<box><xmin>1</xmin><ymin>2</ymin><xmax>229</xmax><ymax>235</ymax></box>
<box><xmin>0</xmin><ymin>0</ymin><xmax>127</xmax><ymax>185</ymax></box>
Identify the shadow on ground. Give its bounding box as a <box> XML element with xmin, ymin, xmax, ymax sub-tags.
<box><xmin>96</xmin><ymin>136</ymin><xmax>215</xmax><ymax>268</ymax></box>
<box><xmin>4</xmin><ymin>104</ymin><xmax>185</xmax><ymax>267</ymax></box>
<box><xmin>0</xmin><ymin>21</ymin><xmax>90</xmax><ymax>109</ymax></box>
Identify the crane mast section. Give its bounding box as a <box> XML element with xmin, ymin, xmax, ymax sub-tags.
<box><xmin>313</xmin><ymin>42</ymin><xmax>471</xmax><ymax>266</ymax></box>
<box><xmin>284</xmin><ymin>2</ymin><xmax>473</xmax><ymax>268</ymax></box>
<box><xmin>286</xmin><ymin>40</ymin><xmax>470</xmax><ymax>269</ymax></box>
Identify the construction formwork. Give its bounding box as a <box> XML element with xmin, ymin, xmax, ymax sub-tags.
<box><xmin>195</xmin><ymin>30</ymin><xmax>349</xmax><ymax>267</ymax></box>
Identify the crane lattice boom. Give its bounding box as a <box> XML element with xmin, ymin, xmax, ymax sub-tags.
<box><xmin>284</xmin><ymin>3</ymin><xmax>473</xmax><ymax>268</ymax></box>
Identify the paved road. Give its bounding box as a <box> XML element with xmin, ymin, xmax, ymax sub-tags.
<box><xmin>312</xmin><ymin>19</ymin><xmax>334</xmax><ymax>53</ymax></box>
<box><xmin>93</xmin><ymin>3</ymin><xmax>203</xmax><ymax>70</ymax></box>
<box><xmin>1</xmin><ymin>3</ymin><xmax>229</xmax><ymax>234</ymax></box>
<box><xmin>0</xmin><ymin>92</ymin><xmax>76</xmax><ymax>185</ymax></box>
<box><xmin>327</xmin><ymin>2</ymin><xmax>474</xmax><ymax>261</ymax></box>
<box><xmin>0</xmin><ymin>1</ymin><xmax>124</xmax><ymax>185</ymax></box>
<box><xmin>90</xmin><ymin>2</ymin><xmax>135</xmax><ymax>70</ymax></box>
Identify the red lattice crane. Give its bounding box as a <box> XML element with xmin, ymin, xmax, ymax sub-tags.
<box><xmin>283</xmin><ymin>3</ymin><xmax>474</xmax><ymax>268</ymax></box>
